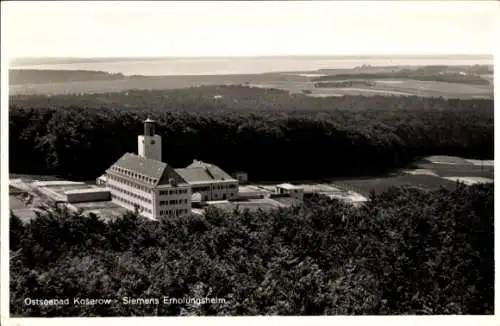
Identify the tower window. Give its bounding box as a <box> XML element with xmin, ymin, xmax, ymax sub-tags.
<box><xmin>151</xmin><ymin>140</ymin><xmax>155</xmax><ymax>144</ymax></box>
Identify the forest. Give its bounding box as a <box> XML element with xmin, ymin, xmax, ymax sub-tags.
<box><xmin>10</xmin><ymin>183</ymin><xmax>494</xmax><ymax>316</ymax></box>
<box><xmin>9</xmin><ymin>86</ymin><xmax>494</xmax><ymax>182</ymax></box>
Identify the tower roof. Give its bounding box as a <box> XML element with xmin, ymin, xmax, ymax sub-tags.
<box><xmin>144</xmin><ymin>116</ymin><xmax>155</xmax><ymax>123</ymax></box>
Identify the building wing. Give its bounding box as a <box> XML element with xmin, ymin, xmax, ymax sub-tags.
<box><xmin>185</xmin><ymin>160</ymin><xmax>236</xmax><ymax>181</ymax></box>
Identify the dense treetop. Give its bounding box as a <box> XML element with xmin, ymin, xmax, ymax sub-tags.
<box><xmin>9</xmin><ymin>81</ymin><xmax>494</xmax><ymax>317</ymax></box>
<box><xmin>10</xmin><ymin>183</ymin><xmax>494</xmax><ymax>316</ymax></box>
<box><xmin>9</xmin><ymin>86</ymin><xmax>493</xmax><ymax>181</ymax></box>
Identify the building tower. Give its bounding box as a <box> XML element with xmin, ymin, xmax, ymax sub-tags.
<box><xmin>138</xmin><ymin>116</ymin><xmax>162</xmax><ymax>161</ymax></box>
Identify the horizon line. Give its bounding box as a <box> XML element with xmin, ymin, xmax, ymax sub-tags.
<box><xmin>11</xmin><ymin>53</ymin><xmax>493</xmax><ymax>60</ymax></box>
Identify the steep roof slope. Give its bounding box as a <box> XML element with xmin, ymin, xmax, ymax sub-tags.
<box><xmin>109</xmin><ymin>153</ymin><xmax>187</xmax><ymax>187</ymax></box>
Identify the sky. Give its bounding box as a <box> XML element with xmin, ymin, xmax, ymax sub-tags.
<box><xmin>2</xmin><ymin>1</ymin><xmax>498</xmax><ymax>58</ymax></box>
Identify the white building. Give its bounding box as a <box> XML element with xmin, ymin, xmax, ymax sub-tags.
<box><xmin>276</xmin><ymin>183</ymin><xmax>304</xmax><ymax>200</ymax></box>
<box><xmin>102</xmin><ymin>117</ymin><xmax>238</xmax><ymax>219</ymax></box>
<box><xmin>176</xmin><ymin>160</ymin><xmax>239</xmax><ymax>202</ymax></box>
<box><xmin>104</xmin><ymin>117</ymin><xmax>191</xmax><ymax>220</ymax></box>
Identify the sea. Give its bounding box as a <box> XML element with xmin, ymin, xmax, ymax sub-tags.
<box><xmin>10</xmin><ymin>55</ymin><xmax>493</xmax><ymax>76</ymax></box>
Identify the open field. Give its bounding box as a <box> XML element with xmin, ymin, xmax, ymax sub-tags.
<box><xmin>9</xmin><ymin>75</ymin><xmax>493</xmax><ymax>99</ymax></box>
<box><xmin>331</xmin><ymin>175</ymin><xmax>460</xmax><ymax>196</ymax></box>
<box><xmin>9</xmin><ymin>65</ymin><xmax>494</xmax><ymax>99</ymax></box>
<box><xmin>330</xmin><ymin>156</ymin><xmax>494</xmax><ymax>196</ymax></box>
<box><xmin>442</xmin><ymin>176</ymin><xmax>493</xmax><ymax>185</ymax></box>
<box><xmin>309</xmin><ymin>79</ymin><xmax>492</xmax><ymax>98</ymax></box>
<box><xmin>412</xmin><ymin>162</ymin><xmax>494</xmax><ymax>179</ymax></box>
<box><xmin>8</xmin><ymin>73</ymin><xmax>309</xmax><ymax>95</ymax></box>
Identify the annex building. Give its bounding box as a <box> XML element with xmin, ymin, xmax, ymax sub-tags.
<box><xmin>101</xmin><ymin>117</ymin><xmax>238</xmax><ymax>220</ymax></box>
<box><xmin>175</xmin><ymin>160</ymin><xmax>239</xmax><ymax>202</ymax></box>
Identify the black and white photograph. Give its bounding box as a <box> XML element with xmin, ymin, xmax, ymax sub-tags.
<box><xmin>1</xmin><ymin>0</ymin><xmax>497</xmax><ymax>323</ymax></box>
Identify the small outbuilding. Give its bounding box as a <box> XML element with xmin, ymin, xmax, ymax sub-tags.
<box><xmin>275</xmin><ymin>183</ymin><xmax>304</xmax><ymax>200</ymax></box>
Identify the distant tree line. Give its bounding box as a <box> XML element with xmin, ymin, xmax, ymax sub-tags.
<box><xmin>9</xmin><ymin>69</ymin><xmax>126</xmax><ymax>85</ymax></box>
<box><xmin>313</xmin><ymin>72</ymin><xmax>491</xmax><ymax>85</ymax></box>
<box><xmin>10</xmin><ymin>183</ymin><xmax>494</xmax><ymax>316</ymax></box>
<box><xmin>314</xmin><ymin>80</ymin><xmax>376</xmax><ymax>88</ymax></box>
<box><xmin>9</xmin><ymin>86</ymin><xmax>494</xmax><ymax>181</ymax></box>
<box><xmin>313</xmin><ymin>65</ymin><xmax>493</xmax><ymax>85</ymax></box>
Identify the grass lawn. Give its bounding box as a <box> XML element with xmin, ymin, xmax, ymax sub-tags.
<box><xmin>9</xmin><ymin>72</ymin><xmax>493</xmax><ymax>99</ymax></box>
<box><xmin>332</xmin><ymin>174</ymin><xmax>460</xmax><ymax>196</ymax></box>
<box><xmin>414</xmin><ymin>162</ymin><xmax>494</xmax><ymax>179</ymax></box>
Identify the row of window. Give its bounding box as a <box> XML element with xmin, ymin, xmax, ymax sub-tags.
<box><xmin>160</xmin><ymin>209</ymin><xmax>189</xmax><ymax>216</ymax></box>
<box><xmin>192</xmin><ymin>184</ymin><xmax>237</xmax><ymax>192</ymax></box>
<box><xmin>212</xmin><ymin>193</ymin><xmax>234</xmax><ymax>200</ymax></box>
<box><xmin>192</xmin><ymin>186</ymin><xmax>210</xmax><ymax>192</ymax></box>
<box><xmin>160</xmin><ymin>199</ymin><xmax>188</xmax><ymax>206</ymax></box>
<box><xmin>112</xmin><ymin>194</ymin><xmax>152</xmax><ymax>214</ymax></box>
<box><xmin>108</xmin><ymin>183</ymin><xmax>152</xmax><ymax>204</ymax></box>
<box><xmin>108</xmin><ymin>174</ymin><xmax>152</xmax><ymax>192</ymax></box>
<box><xmin>159</xmin><ymin>189</ymin><xmax>188</xmax><ymax>196</ymax></box>
<box><xmin>110</xmin><ymin>165</ymin><xmax>157</xmax><ymax>184</ymax></box>
<box><xmin>215</xmin><ymin>184</ymin><xmax>238</xmax><ymax>190</ymax></box>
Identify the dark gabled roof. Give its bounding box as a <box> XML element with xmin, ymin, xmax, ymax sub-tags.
<box><xmin>114</xmin><ymin>153</ymin><xmax>164</xmax><ymax>179</ymax></box>
<box><xmin>185</xmin><ymin>160</ymin><xmax>235</xmax><ymax>181</ymax></box>
<box><xmin>109</xmin><ymin>153</ymin><xmax>187</xmax><ymax>187</ymax></box>
<box><xmin>157</xmin><ymin>164</ymin><xmax>188</xmax><ymax>186</ymax></box>
<box><xmin>175</xmin><ymin>167</ymin><xmax>214</xmax><ymax>183</ymax></box>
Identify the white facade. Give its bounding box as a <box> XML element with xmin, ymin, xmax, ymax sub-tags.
<box><xmin>154</xmin><ymin>185</ymin><xmax>192</xmax><ymax>219</ymax></box>
<box><xmin>106</xmin><ymin>169</ymin><xmax>192</xmax><ymax>220</ymax></box>
<box><xmin>276</xmin><ymin>183</ymin><xmax>304</xmax><ymax>200</ymax></box>
<box><xmin>138</xmin><ymin>134</ymin><xmax>162</xmax><ymax>162</ymax></box>
<box><xmin>106</xmin><ymin>172</ymin><xmax>156</xmax><ymax>219</ymax></box>
<box><xmin>103</xmin><ymin>118</ymin><xmax>238</xmax><ymax>219</ymax></box>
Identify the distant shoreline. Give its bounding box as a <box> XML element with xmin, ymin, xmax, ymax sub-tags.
<box><xmin>10</xmin><ymin>54</ymin><xmax>493</xmax><ymax>69</ymax></box>
<box><xmin>8</xmin><ymin>64</ymin><xmax>494</xmax><ymax>98</ymax></box>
